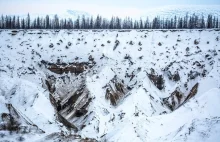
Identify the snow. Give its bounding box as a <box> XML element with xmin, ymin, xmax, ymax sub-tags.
<box><xmin>0</xmin><ymin>29</ymin><xmax>220</xmax><ymax>141</ymax></box>
<box><xmin>6</xmin><ymin>10</ymin><xmax>91</xmax><ymax>21</ymax></box>
<box><xmin>141</xmin><ymin>5</ymin><xmax>220</xmax><ymax>20</ymax></box>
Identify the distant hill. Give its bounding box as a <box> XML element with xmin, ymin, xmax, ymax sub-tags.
<box><xmin>8</xmin><ymin>10</ymin><xmax>91</xmax><ymax>20</ymax></box>
<box><xmin>140</xmin><ymin>5</ymin><xmax>220</xmax><ymax>20</ymax></box>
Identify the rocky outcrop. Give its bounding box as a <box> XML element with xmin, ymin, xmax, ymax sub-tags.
<box><xmin>41</xmin><ymin>59</ymin><xmax>96</xmax><ymax>131</ymax></box>
<box><xmin>41</xmin><ymin>60</ymin><xmax>95</xmax><ymax>75</ymax></box>
<box><xmin>147</xmin><ymin>70</ymin><xmax>164</xmax><ymax>90</ymax></box>
<box><xmin>46</xmin><ymin>74</ymin><xmax>92</xmax><ymax>131</ymax></box>
<box><xmin>0</xmin><ymin>104</ymin><xmax>44</xmax><ymax>133</ymax></box>
<box><xmin>188</xmin><ymin>71</ymin><xmax>200</xmax><ymax>80</ymax></box>
<box><xmin>166</xmin><ymin>71</ymin><xmax>180</xmax><ymax>82</ymax></box>
<box><xmin>41</xmin><ymin>61</ymin><xmax>86</xmax><ymax>75</ymax></box>
<box><xmin>181</xmin><ymin>83</ymin><xmax>199</xmax><ymax>105</ymax></box>
<box><xmin>44</xmin><ymin>132</ymin><xmax>97</xmax><ymax>142</ymax></box>
<box><xmin>163</xmin><ymin>83</ymin><xmax>199</xmax><ymax>111</ymax></box>
<box><xmin>163</xmin><ymin>89</ymin><xmax>184</xmax><ymax>111</ymax></box>
<box><xmin>104</xmin><ymin>76</ymin><xmax>129</xmax><ymax>106</ymax></box>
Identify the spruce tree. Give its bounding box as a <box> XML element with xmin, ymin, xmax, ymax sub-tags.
<box><xmin>16</xmin><ymin>16</ymin><xmax>20</xmax><ymax>29</ymax></box>
<box><xmin>89</xmin><ymin>16</ymin><xmax>93</xmax><ymax>29</ymax></box>
<box><xmin>27</xmin><ymin>13</ymin><xmax>30</xmax><ymax>29</ymax></box>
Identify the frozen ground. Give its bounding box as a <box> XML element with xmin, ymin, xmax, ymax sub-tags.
<box><xmin>0</xmin><ymin>29</ymin><xmax>220</xmax><ymax>142</ymax></box>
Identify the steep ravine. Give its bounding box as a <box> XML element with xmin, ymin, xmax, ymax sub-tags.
<box><xmin>0</xmin><ymin>29</ymin><xmax>220</xmax><ymax>141</ymax></box>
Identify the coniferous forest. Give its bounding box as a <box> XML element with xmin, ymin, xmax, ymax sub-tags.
<box><xmin>0</xmin><ymin>13</ymin><xmax>219</xmax><ymax>29</ymax></box>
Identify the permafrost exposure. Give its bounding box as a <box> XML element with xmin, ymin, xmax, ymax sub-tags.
<box><xmin>0</xmin><ymin>29</ymin><xmax>220</xmax><ymax>141</ymax></box>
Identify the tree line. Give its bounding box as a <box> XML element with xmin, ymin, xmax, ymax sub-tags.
<box><xmin>0</xmin><ymin>13</ymin><xmax>219</xmax><ymax>29</ymax></box>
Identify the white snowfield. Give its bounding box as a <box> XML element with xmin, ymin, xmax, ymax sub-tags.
<box><xmin>0</xmin><ymin>29</ymin><xmax>220</xmax><ymax>142</ymax></box>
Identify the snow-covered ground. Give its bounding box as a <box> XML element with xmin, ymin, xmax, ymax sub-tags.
<box><xmin>0</xmin><ymin>29</ymin><xmax>220</xmax><ymax>142</ymax></box>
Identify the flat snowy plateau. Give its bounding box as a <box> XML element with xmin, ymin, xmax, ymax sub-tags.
<box><xmin>0</xmin><ymin>29</ymin><xmax>220</xmax><ymax>142</ymax></box>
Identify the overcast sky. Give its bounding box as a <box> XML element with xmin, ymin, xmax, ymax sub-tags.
<box><xmin>0</xmin><ymin>0</ymin><xmax>220</xmax><ymax>17</ymax></box>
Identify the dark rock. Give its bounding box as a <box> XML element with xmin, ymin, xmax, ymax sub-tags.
<box><xmin>138</xmin><ymin>42</ymin><xmax>142</xmax><ymax>46</ymax></box>
<box><xmin>163</xmin><ymin>89</ymin><xmax>183</xmax><ymax>111</ymax></box>
<box><xmin>163</xmin><ymin>83</ymin><xmax>199</xmax><ymax>111</ymax></box>
<box><xmin>42</xmin><ymin>61</ymin><xmax>93</xmax><ymax>75</ymax></box>
<box><xmin>181</xmin><ymin>83</ymin><xmax>199</xmax><ymax>106</ymax></box>
<box><xmin>16</xmin><ymin>136</ymin><xmax>25</xmax><ymax>141</ymax></box>
<box><xmin>173</xmin><ymin>72</ymin><xmax>180</xmax><ymax>82</ymax></box>
<box><xmin>129</xmin><ymin>41</ymin><xmax>134</xmax><ymax>45</ymax></box>
<box><xmin>124</xmin><ymin>54</ymin><xmax>131</xmax><ymax>60</ymax></box>
<box><xmin>49</xmin><ymin>43</ymin><xmax>54</xmax><ymax>48</ymax></box>
<box><xmin>105</xmin><ymin>76</ymin><xmax>129</xmax><ymax>106</ymax></box>
<box><xmin>0</xmin><ymin>104</ymin><xmax>44</xmax><ymax>133</ymax></box>
<box><xmin>188</xmin><ymin>71</ymin><xmax>200</xmax><ymax>80</ymax></box>
<box><xmin>68</xmin><ymin>42</ymin><xmax>72</xmax><ymax>46</ymax></box>
<box><xmin>88</xmin><ymin>55</ymin><xmax>94</xmax><ymax>61</ymax></box>
<box><xmin>148</xmin><ymin>73</ymin><xmax>164</xmax><ymax>90</ymax></box>
<box><xmin>194</xmin><ymin>39</ymin><xmax>199</xmax><ymax>45</ymax></box>
<box><xmin>113</xmin><ymin>40</ymin><xmax>120</xmax><ymax>50</ymax></box>
<box><xmin>75</xmin><ymin>109</ymin><xmax>88</xmax><ymax>117</ymax></box>
<box><xmin>193</xmin><ymin>61</ymin><xmax>202</xmax><ymax>67</ymax></box>
<box><xmin>46</xmin><ymin>71</ymin><xmax>92</xmax><ymax>131</ymax></box>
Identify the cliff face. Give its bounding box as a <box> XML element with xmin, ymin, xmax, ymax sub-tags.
<box><xmin>0</xmin><ymin>29</ymin><xmax>220</xmax><ymax>142</ymax></box>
